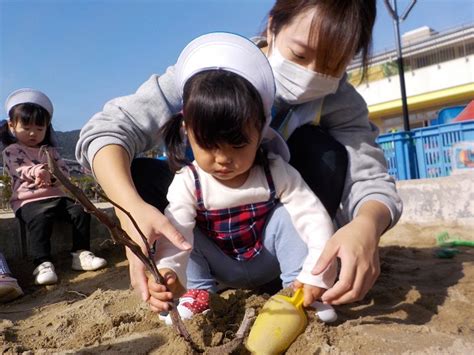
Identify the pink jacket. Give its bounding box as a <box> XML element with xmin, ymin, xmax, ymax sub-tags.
<box><xmin>2</xmin><ymin>144</ymin><xmax>69</xmax><ymax>213</ymax></box>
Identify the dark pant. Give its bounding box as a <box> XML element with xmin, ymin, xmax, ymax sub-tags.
<box><xmin>131</xmin><ymin>158</ymin><xmax>175</xmax><ymax>213</ymax></box>
<box><xmin>16</xmin><ymin>197</ymin><xmax>91</xmax><ymax>265</ymax></box>
<box><xmin>287</xmin><ymin>124</ymin><xmax>348</xmax><ymax>218</ymax></box>
<box><xmin>131</xmin><ymin>124</ymin><xmax>348</xmax><ymax>218</ymax></box>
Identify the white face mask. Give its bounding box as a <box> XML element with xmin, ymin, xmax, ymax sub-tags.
<box><xmin>268</xmin><ymin>38</ymin><xmax>341</xmax><ymax>104</ymax></box>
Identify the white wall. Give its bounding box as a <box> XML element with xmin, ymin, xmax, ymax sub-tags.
<box><xmin>397</xmin><ymin>172</ymin><xmax>474</xmax><ymax>226</ymax></box>
<box><xmin>355</xmin><ymin>55</ymin><xmax>474</xmax><ymax>106</ymax></box>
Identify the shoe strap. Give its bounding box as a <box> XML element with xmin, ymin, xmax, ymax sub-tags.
<box><xmin>180</xmin><ymin>289</ymin><xmax>209</xmax><ymax>314</ymax></box>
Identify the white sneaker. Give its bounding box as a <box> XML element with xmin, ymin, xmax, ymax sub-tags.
<box><xmin>71</xmin><ymin>250</ymin><xmax>107</xmax><ymax>271</ymax></box>
<box><xmin>0</xmin><ymin>275</ymin><xmax>24</xmax><ymax>302</ymax></box>
<box><xmin>159</xmin><ymin>306</ymin><xmax>195</xmax><ymax>326</ymax></box>
<box><xmin>33</xmin><ymin>261</ymin><xmax>58</xmax><ymax>285</ymax></box>
<box><xmin>311</xmin><ymin>301</ymin><xmax>338</xmax><ymax>323</ymax></box>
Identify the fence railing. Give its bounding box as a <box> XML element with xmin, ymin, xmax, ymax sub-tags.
<box><xmin>376</xmin><ymin>120</ymin><xmax>474</xmax><ymax>180</ymax></box>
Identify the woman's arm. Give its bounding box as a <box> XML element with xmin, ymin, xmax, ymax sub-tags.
<box><xmin>280</xmin><ymin>78</ymin><xmax>402</xmax><ymax>305</ymax></box>
<box><xmin>309</xmin><ymin>79</ymin><xmax>401</xmax><ymax>304</ymax></box>
<box><xmin>92</xmin><ymin>145</ymin><xmax>143</xmax><ymax>207</ymax></box>
<box><xmin>92</xmin><ymin>144</ymin><xmax>190</xmax><ymax>302</ymax></box>
<box><xmin>75</xmin><ymin>66</ymin><xmax>182</xmax><ymax>171</ymax></box>
<box><xmin>313</xmin><ymin>200</ymin><xmax>390</xmax><ymax>304</ymax></box>
<box><xmin>320</xmin><ymin>77</ymin><xmax>403</xmax><ymax>228</ymax></box>
<box><xmin>75</xmin><ymin>65</ymin><xmax>188</xmax><ymax>301</ymax></box>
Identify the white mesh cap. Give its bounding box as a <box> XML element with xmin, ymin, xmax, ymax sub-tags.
<box><xmin>5</xmin><ymin>88</ymin><xmax>53</xmax><ymax>117</ymax></box>
<box><xmin>175</xmin><ymin>32</ymin><xmax>290</xmax><ymax>161</ymax></box>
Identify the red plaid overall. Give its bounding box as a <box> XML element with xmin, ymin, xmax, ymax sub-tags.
<box><xmin>188</xmin><ymin>162</ymin><xmax>278</xmax><ymax>261</ymax></box>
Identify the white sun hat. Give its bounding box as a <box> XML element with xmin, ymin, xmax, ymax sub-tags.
<box><xmin>174</xmin><ymin>32</ymin><xmax>290</xmax><ymax>162</ymax></box>
<box><xmin>5</xmin><ymin>88</ymin><xmax>54</xmax><ymax>117</ymax></box>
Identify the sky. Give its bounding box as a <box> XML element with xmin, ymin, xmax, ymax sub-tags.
<box><xmin>1</xmin><ymin>0</ymin><xmax>473</xmax><ymax>132</ymax></box>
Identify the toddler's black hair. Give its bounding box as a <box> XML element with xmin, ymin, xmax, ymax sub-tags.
<box><xmin>161</xmin><ymin>70</ymin><xmax>267</xmax><ymax>172</ymax></box>
<box><xmin>1</xmin><ymin>103</ymin><xmax>55</xmax><ymax>147</ymax></box>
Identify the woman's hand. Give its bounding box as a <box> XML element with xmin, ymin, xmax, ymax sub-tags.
<box><xmin>119</xmin><ymin>200</ymin><xmax>191</xmax><ymax>303</ymax></box>
<box><xmin>312</xmin><ymin>201</ymin><xmax>391</xmax><ymax>305</ymax></box>
<box><xmin>147</xmin><ymin>268</ymin><xmax>186</xmax><ymax>313</ymax></box>
<box><xmin>293</xmin><ymin>280</ymin><xmax>325</xmax><ymax>307</ymax></box>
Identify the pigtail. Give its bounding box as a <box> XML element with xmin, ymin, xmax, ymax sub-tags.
<box><xmin>0</xmin><ymin>119</ymin><xmax>16</xmax><ymax>147</ymax></box>
<box><xmin>160</xmin><ymin>113</ymin><xmax>189</xmax><ymax>172</ymax></box>
<box><xmin>255</xmin><ymin>146</ymin><xmax>269</xmax><ymax>167</ymax></box>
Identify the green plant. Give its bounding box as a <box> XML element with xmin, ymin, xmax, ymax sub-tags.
<box><xmin>70</xmin><ymin>175</ymin><xmax>104</xmax><ymax>201</ymax></box>
<box><xmin>0</xmin><ymin>174</ymin><xmax>12</xmax><ymax>210</ymax></box>
<box><xmin>382</xmin><ymin>61</ymin><xmax>399</xmax><ymax>77</ymax></box>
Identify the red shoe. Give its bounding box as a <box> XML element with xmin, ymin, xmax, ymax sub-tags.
<box><xmin>160</xmin><ymin>289</ymin><xmax>210</xmax><ymax>325</ymax></box>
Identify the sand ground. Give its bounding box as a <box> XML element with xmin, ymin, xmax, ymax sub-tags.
<box><xmin>1</xmin><ymin>223</ymin><xmax>473</xmax><ymax>354</ymax></box>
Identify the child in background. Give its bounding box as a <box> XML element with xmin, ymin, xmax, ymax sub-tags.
<box><xmin>147</xmin><ymin>33</ymin><xmax>337</xmax><ymax>323</ymax></box>
<box><xmin>0</xmin><ymin>251</ymin><xmax>23</xmax><ymax>302</ymax></box>
<box><xmin>1</xmin><ymin>89</ymin><xmax>107</xmax><ymax>286</ymax></box>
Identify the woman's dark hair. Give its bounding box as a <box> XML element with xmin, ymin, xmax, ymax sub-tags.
<box><xmin>160</xmin><ymin>70</ymin><xmax>267</xmax><ymax>172</ymax></box>
<box><xmin>1</xmin><ymin>103</ymin><xmax>55</xmax><ymax>146</ymax></box>
<box><xmin>265</xmin><ymin>0</ymin><xmax>376</xmax><ymax>79</ymax></box>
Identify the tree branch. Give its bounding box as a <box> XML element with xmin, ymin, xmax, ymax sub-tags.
<box><xmin>41</xmin><ymin>147</ymin><xmax>195</xmax><ymax>346</ymax></box>
<box><xmin>42</xmin><ymin>146</ymin><xmax>256</xmax><ymax>353</ymax></box>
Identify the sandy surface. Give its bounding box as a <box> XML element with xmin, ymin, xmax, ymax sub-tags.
<box><xmin>1</xmin><ymin>223</ymin><xmax>473</xmax><ymax>354</ymax></box>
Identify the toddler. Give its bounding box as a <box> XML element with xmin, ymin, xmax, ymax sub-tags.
<box><xmin>147</xmin><ymin>33</ymin><xmax>337</xmax><ymax>323</ymax></box>
<box><xmin>2</xmin><ymin>89</ymin><xmax>107</xmax><ymax>285</ymax></box>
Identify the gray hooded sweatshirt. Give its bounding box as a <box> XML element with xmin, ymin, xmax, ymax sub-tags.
<box><xmin>76</xmin><ymin>64</ymin><xmax>402</xmax><ymax>229</ymax></box>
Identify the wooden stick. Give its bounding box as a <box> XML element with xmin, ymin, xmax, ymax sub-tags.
<box><xmin>41</xmin><ymin>147</ymin><xmax>194</xmax><ymax>345</ymax></box>
<box><xmin>42</xmin><ymin>147</ymin><xmax>257</xmax><ymax>353</ymax></box>
<box><xmin>206</xmin><ymin>307</ymin><xmax>256</xmax><ymax>354</ymax></box>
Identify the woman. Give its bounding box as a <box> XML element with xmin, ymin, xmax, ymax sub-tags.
<box><xmin>76</xmin><ymin>0</ymin><xmax>401</xmax><ymax>309</ymax></box>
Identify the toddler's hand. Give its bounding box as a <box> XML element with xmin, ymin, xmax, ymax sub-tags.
<box><xmin>147</xmin><ymin>268</ymin><xmax>185</xmax><ymax>313</ymax></box>
<box><xmin>293</xmin><ymin>280</ymin><xmax>325</xmax><ymax>307</ymax></box>
<box><xmin>293</xmin><ymin>280</ymin><xmax>338</xmax><ymax>323</ymax></box>
<box><xmin>35</xmin><ymin>168</ymin><xmax>51</xmax><ymax>187</ymax></box>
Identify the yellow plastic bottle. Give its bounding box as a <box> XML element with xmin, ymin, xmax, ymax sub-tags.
<box><xmin>246</xmin><ymin>289</ymin><xmax>307</xmax><ymax>354</ymax></box>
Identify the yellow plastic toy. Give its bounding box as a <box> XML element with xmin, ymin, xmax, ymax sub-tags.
<box><xmin>246</xmin><ymin>288</ymin><xmax>307</xmax><ymax>354</ymax></box>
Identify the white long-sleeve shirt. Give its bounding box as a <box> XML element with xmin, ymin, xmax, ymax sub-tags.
<box><xmin>157</xmin><ymin>153</ymin><xmax>337</xmax><ymax>290</ymax></box>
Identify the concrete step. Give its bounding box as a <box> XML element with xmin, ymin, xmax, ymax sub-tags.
<box><xmin>0</xmin><ymin>203</ymin><xmax>116</xmax><ymax>260</ymax></box>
